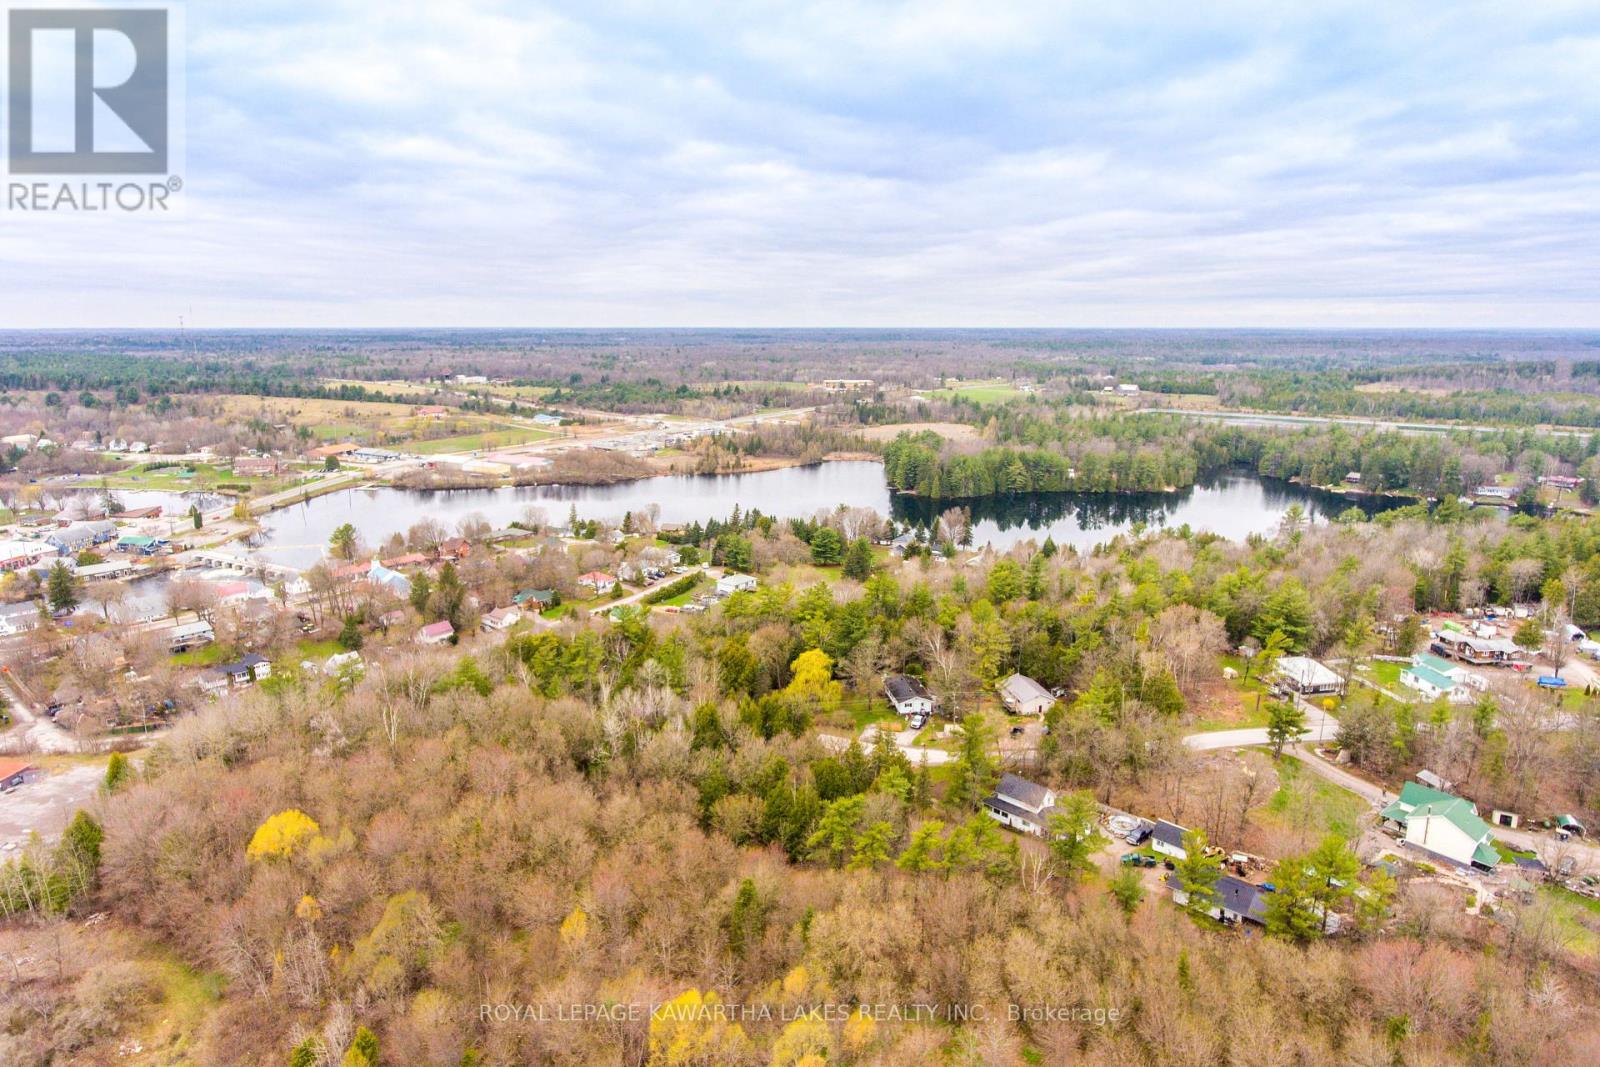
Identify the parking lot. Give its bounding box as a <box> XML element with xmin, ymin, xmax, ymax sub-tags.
<box><xmin>0</xmin><ymin>760</ymin><xmax>107</xmax><ymax>854</ymax></box>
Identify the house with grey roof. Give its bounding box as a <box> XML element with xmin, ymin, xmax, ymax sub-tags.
<box><xmin>1166</xmin><ymin>872</ymin><xmax>1269</xmax><ymax>926</ymax></box>
<box><xmin>981</xmin><ymin>773</ymin><xmax>1060</xmax><ymax>836</ymax></box>
<box><xmin>997</xmin><ymin>673</ymin><xmax>1056</xmax><ymax>716</ymax></box>
<box><xmin>884</xmin><ymin>674</ymin><xmax>934</xmax><ymax>718</ymax></box>
<box><xmin>1150</xmin><ymin>819</ymin><xmax>1190</xmax><ymax>860</ymax></box>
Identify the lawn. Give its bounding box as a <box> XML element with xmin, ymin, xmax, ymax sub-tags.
<box><xmin>1540</xmin><ymin>886</ymin><xmax>1600</xmax><ymax>958</ymax></box>
<box><xmin>932</xmin><ymin>380</ymin><xmax>1024</xmax><ymax>404</ymax></box>
<box><xmin>1493</xmin><ymin>841</ymin><xmax>1537</xmax><ymax>862</ymax></box>
<box><xmin>1367</xmin><ymin>660</ymin><xmax>1403</xmax><ymax>687</ymax></box>
<box><xmin>295</xmin><ymin>638</ymin><xmax>345</xmax><ymax>661</ymax></box>
<box><xmin>409</xmin><ymin>427</ymin><xmax>557</xmax><ymax>454</ymax></box>
<box><xmin>1257</xmin><ymin>755</ymin><xmax>1368</xmax><ymax>842</ymax></box>
<box><xmin>79</xmin><ymin>462</ymin><xmax>245</xmax><ymax>492</ymax></box>
<box><xmin>655</xmin><ymin>583</ymin><xmax>705</xmax><ymax>607</ymax></box>
<box><xmin>171</xmin><ymin>643</ymin><xmax>231</xmax><ymax>667</ymax></box>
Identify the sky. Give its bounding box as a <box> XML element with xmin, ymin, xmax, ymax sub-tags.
<box><xmin>1</xmin><ymin>0</ymin><xmax>1598</xmax><ymax>328</ymax></box>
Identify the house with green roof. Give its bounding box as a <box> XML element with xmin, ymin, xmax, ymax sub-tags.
<box><xmin>1399</xmin><ymin>653</ymin><xmax>1487</xmax><ymax>705</ymax></box>
<box><xmin>1381</xmin><ymin>782</ymin><xmax>1499</xmax><ymax>870</ymax></box>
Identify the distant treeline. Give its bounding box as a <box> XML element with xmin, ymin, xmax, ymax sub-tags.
<box><xmin>881</xmin><ymin>416</ymin><xmax>1600</xmax><ymax>503</ymax></box>
<box><xmin>0</xmin><ymin>353</ymin><xmax>412</xmax><ymax>404</ymax></box>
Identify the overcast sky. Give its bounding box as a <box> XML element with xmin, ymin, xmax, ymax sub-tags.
<box><xmin>3</xmin><ymin>0</ymin><xmax>1598</xmax><ymax>328</ymax></box>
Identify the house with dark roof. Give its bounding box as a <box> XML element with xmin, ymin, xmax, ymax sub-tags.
<box><xmin>982</xmin><ymin>773</ymin><xmax>1060</xmax><ymax>836</ymax></box>
<box><xmin>883</xmin><ymin>674</ymin><xmax>934</xmax><ymax>718</ymax></box>
<box><xmin>219</xmin><ymin>653</ymin><xmax>271</xmax><ymax>687</ymax></box>
<box><xmin>1381</xmin><ymin>782</ymin><xmax>1499</xmax><ymax>870</ymax></box>
<box><xmin>1150</xmin><ymin>820</ymin><xmax>1190</xmax><ymax>860</ymax></box>
<box><xmin>512</xmin><ymin>588</ymin><xmax>556</xmax><ymax>608</ymax></box>
<box><xmin>1166</xmin><ymin>872</ymin><xmax>1269</xmax><ymax>926</ymax></box>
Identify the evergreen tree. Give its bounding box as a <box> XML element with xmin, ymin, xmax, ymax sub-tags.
<box><xmin>47</xmin><ymin>561</ymin><xmax>78</xmax><ymax>613</ymax></box>
<box><xmin>1266</xmin><ymin>699</ymin><xmax>1308</xmax><ymax>757</ymax></box>
<box><xmin>809</xmin><ymin>527</ymin><xmax>844</xmax><ymax>565</ymax></box>
<box><xmin>1174</xmin><ymin>829</ymin><xmax>1223</xmax><ymax>917</ymax></box>
<box><xmin>1044</xmin><ymin>790</ymin><xmax>1104</xmax><ymax>884</ymax></box>
<box><xmin>104</xmin><ymin>751</ymin><xmax>132</xmax><ymax>793</ymax></box>
<box><xmin>948</xmin><ymin>712</ymin><xmax>998</xmax><ymax>809</ymax></box>
<box><xmin>841</xmin><ymin>537</ymin><xmax>874</xmax><ymax>581</ymax></box>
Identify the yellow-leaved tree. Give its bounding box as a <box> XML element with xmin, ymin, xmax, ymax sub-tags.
<box><xmin>842</xmin><ymin>1006</ymin><xmax>877</xmax><ymax>1053</ymax></box>
<box><xmin>783</xmin><ymin>649</ymin><xmax>841</xmax><ymax>709</ymax></box>
<box><xmin>647</xmin><ymin>989</ymin><xmax>752</xmax><ymax>1067</ymax></box>
<box><xmin>559</xmin><ymin>905</ymin><xmax>589</xmax><ymax>948</ymax></box>
<box><xmin>246</xmin><ymin>809</ymin><xmax>322</xmax><ymax>861</ymax></box>
<box><xmin>769</xmin><ymin>1015</ymin><xmax>831</xmax><ymax>1067</ymax></box>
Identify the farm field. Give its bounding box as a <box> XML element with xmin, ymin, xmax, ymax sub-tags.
<box><xmin>931</xmin><ymin>380</ymin><xmax>1025</xmax><ymax>403</ymax></box>
<box><xmin>408</xmin><ymin>426</ymin><xmax>558</xmax><ymax>454</ymax></box>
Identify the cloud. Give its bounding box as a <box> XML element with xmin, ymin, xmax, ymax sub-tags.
<box><xmin>1</xmin><ymin>0</ymin><xmax>1597</xmax><ymax>326</ymax></box>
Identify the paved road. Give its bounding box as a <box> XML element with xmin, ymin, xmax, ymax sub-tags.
<box><xmin>859</xmin><ymin>722</ymin><xmax>952</xmax><ymax>765</ymax></box>
<box><xmin>1184</xmin><ymin>704</ymin><xmax>1339</xmax><ymax>752</ymax></box>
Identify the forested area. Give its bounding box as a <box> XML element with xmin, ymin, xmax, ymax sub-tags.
<box><xmin>9</xmin><ymin>497</ymin><xmax>1600</xmax><ymax>1063</ymax></box>
<box><xmin>879</xmin><ymin>415</ymin><xmax>1600</xmax><ymax>504</ymax></box>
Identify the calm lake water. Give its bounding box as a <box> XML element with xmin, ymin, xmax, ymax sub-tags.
<box><xmin>247</xmin><ymin>462</ymin><xmax>1400</xmax><ymax>569</ymax></box>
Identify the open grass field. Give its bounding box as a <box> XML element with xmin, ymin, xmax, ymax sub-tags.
<box><xmin>931</xmin><ymin>380</ymin><xmax>1025</xmax><ymax>404</ymax></box>
<box><xmin>480</xmin><ymin>383</ymin><xmax>556</xmax><ymax>401</ymax></box>
<box><xmin>321</xmin><ymin>377</ymin><xmax>446</xmax><ymax>398</ymax></box>
<box><xmin>409</xmin><ymin>426</ymin><xmax>558</xmax><ymax>454</ymax></box>
<box><xmin>215</xmin><ymin>394</ymin><xmax>417</xmax><ymax>424</ymax></box>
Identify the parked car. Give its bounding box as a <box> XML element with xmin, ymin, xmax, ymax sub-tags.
<box><xmin>908</xmin><ymin>714</ymin><xmax>928</xmax><ymax>730</ymax></box>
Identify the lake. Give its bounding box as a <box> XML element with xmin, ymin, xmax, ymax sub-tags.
<box><xmin>246</xmin><ymin>462</ymin><xmax>1401</xmax><ymax>569</ymax></box>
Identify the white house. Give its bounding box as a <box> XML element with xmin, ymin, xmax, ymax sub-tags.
<box><xmin>716</xmin><ymin>573</ymin><xmax>758</xmax><ymax>596</ymax></box>
<box><xmin>576</xmin><ymin>571</ymin><xmax>617</xmax><ymax>596</ymax></box>
<box><xmin>884</xmin><ymin>674</ymin><xmax>934</xmax><ymax>718</ymax></box>
<box><xmin>1399</xmin><ymin>654</ymin><xmax>1487</xmax><ymax>704</ymax></box>
<box><xmin>166</xmin><ymin>620</ymin><xmax>215</xmax><ymax>652</ymax></box>
<box><xmin>481</xmin><ymin>606</ymin><xmax>522</xmax><ymax>631</ymax></box>
<box><xmin>417</xmin><ymin>620</ymin><xmax>456</xmax><ymax>645</ymax></box>
<box><xmin>997</xmin><ymin>673</ymin><xmax>1056</xmax><ymax>715</ymax></box>
<box><xmin>1150</xmin><ymin>820</ymin><xmax>1189</xmax><ymax>860</ymax></box>
<box><xmin>1273</xmin><ymin>655</ymin><xmax>1343</xmax><ymax>695</ymax></box>
<box><xmin>1166</xmin><ymin>872</ymin><xmax>1269</xmax><ymax>926</ymax></box>
<box><xmin>1381</xmin><ymin>783</ymin><xmax>1498</xmax><ymax>870</ymax></box>
<box><xmin>982</xmin><ymin>773</ymin><xmax>1059</xmax><ymax>835</ymax></box>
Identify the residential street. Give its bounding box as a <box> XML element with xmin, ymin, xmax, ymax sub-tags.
<box><xmin>1183</xmin><ymin>705</ymin><xmax>1339</xmax><ymax>752</ymax></box>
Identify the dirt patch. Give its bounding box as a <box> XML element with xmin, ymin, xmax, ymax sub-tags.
<box><xmin>1190</xmin><ymin>675</ymin><xmax>1256</xmax><ymax>723</ymax></box>
<box><xmin>0</xmin><ymin>760</ymin><xmax>106</xmax><ymax>851</ymax></box>
<box><xmin>858</xmin><ymin>422</ymin><xmax>984</xmax><ymax>443</ymax></box>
